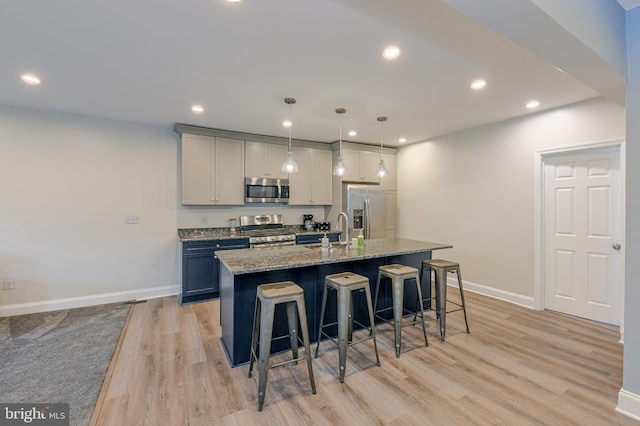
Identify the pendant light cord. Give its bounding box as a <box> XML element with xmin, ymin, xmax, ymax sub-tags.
<box><xmin>288</xmin><ymin>103</ymin><xmax>292</xmax><ymax>151</ymax></box>
<box><xmin>379</xmin><ymin>120</ymin><xmax>383</xmax><ymax>155</ymax></box>
<box><xmin>377</xmin><ymin>116</ymin><xmax>387</xmax><ymax>154</ymax></box>
<box><xmin>339</xmin><ymin>113</ymin><xmax>343</xmax><ymax>156</ymax></box>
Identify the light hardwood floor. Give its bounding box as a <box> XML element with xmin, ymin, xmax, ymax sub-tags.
<box><xmin>91</xmin><ymin>290</ymin><xmax>637</xmax><ymax>425</ymax></box>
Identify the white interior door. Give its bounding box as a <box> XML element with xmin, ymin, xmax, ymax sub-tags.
<box><xmin>543</xmin><ymin>148</ymin><xmax>622</xmax><ymax>325</ymax></box>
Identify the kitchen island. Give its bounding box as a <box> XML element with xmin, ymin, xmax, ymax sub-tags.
<box><xmin>217</xmin><ymin>238</ymin><xmax>452</xmax><ymax>367</ymax></box>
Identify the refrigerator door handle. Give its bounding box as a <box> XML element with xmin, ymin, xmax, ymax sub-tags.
<box><xmin>364</xmin><ymin>197</ymin><xmax>370</xmax><ymax>239</ymax></box>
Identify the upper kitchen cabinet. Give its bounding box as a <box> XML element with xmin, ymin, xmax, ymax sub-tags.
<box><xmin>181</xmin><ymin>134</ymin><xmax>245</xmax><ymax>205</ymax></box>
<box><xmin>342</xmin><ymin>148</ymin><xmax>380</xmax><ymax>184</ymax></box>
<box><xmin>288</xmin><ymin>147</ymin><xmax>332</xmax><ymax>205</ymax></box>
<box><xmin>245</xmin><ymin>141</ymin><xmax>288</xmax><ymax>179</ymax></box>
<box><xmin>379</xmin><ymin>153</ymin><xmax>397</xmax><ymax>191</ymax></box>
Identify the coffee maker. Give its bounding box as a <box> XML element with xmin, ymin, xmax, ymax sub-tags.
<box><xmin>303</xmin><ymin>214</ymin><xmax>315</xmax><ymax>231</ymax></box>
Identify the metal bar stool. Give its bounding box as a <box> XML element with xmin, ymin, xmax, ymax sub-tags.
<box><xmin>418</xmin><ymin>259</ymin><xmax>470</xmax><ymax>341</ymax></box>
<box><xmin>315</xmin><ymin>272</ymin><xmax>380</xmax><ymax>383</ymax></box>
<box><xmin>373</xmin><ymin>264</ymin><xmax>428</xmax><ymax>357</ymax></box>
<box><xmin>248</xmin><ymin>281</ymin><xmax>316</xmax><ymax>411</ymax></box>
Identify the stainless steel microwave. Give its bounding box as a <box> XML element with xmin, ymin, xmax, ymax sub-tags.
<box><xmin>245</xmin><ymin>177</ymin><xmax>290</xmax><ymax>203</ymax></box>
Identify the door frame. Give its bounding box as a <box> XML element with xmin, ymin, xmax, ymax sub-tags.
<box><xmin>534</xmin><ymin>140</ymin><xmax>626</xmax><ymax>337</ymax></box>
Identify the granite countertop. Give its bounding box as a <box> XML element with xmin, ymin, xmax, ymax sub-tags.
<box><xmin>216</xmin><ymin>238</ymin><xmax>452</xmax><ymax>275</ymax></box>
<box><xmin>178</xmin><ymin>228</ymin><xmax>248</xmax><ymax>242</ymax></box>
<box><xmin>178</xmin><ymin>226</ymin><xmax>341</xmax><ymax>242</ymax></box>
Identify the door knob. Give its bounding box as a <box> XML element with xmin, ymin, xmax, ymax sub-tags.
<box><xmin>612</xmin><ymin>243</ymin><xmax>621</xmax><ymax>250</ymax></box>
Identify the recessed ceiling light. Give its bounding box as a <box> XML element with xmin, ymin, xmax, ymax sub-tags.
<box><xmin>382</xmin><ymin>46</ymin><xmax>401</xmax><ymax>60</ymax></box>
<box><xmin>470</xmin><ymin>79</ymin><xmax>487</xmax><ymax>90</ymax></box>
<box><xmin>21</xmin><ymin>74</ymin><xmax>41</xmax><ymax>85</ymax></box>
<box><xmin>348</xmin><ymin>130</ymin><xmax>357</xmax><ymax>137</ymax></box>
<box><xmin>282</xmin><ymin>120</ymin><xmax>292</xmax><ymax>128</ymax></box>
<box><xmin>226</xmin><ymin>0</ymin><xmax>241</xmax><ymax>3</ymax></box>
<box><xmin>191</xmin><ymin>105</ymin><xmax>204</xmax><ymax>113</ymax></box>
<box><xmin>526</xmin><ymin>100</ymin><xmax>540</xmax><ymax>109</ymax></box>
<box><xmin>398</xmin><ymin>137</ymin><xmax>407</xmax><ymax>143</ymax></box>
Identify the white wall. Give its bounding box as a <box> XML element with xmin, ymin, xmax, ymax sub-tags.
<box><xmin>0</xmin><ymin>105</ymin><xmax>331</xmax><ymax>316</ymax></box>
<box><xmin>619</xmin><ymin>5</ymin><xmax>640</xmax><ymax>419</ymax></box>
<box><xmin>0</xmin><ymin>106</ymin><xmax>181</xmax><ymax>315</ymax></box>
<box><xmin>397</xmin><ymin>97</ymin><xmax>625</xmax><ymax>302</ymax></box>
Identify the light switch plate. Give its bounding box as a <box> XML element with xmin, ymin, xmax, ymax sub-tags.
<box><xmin>3</xmin><ymin>279</ymin><xmax>14</xmax><ymax>290</ymax></box>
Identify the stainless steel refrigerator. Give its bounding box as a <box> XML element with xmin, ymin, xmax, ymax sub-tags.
<box><xmin>342</xmin><ymin>184</ymin><xmax>387</xmax><ymax>239</ymax></box>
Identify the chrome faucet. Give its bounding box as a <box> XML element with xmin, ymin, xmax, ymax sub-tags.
<box><xmin>336</xmin><ymin>212</ymin><xmax>349</xmax><ymax>245</ymax></box>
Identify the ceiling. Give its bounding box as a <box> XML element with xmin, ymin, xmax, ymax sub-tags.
<box><xmin>0</xmin><ymin>0</ymin><xmax>629</xmax><ymax>147</ymax></box>
<box><xmin>618</xmin><ymin>0</ymin><xmax>640</xmax><ymax>10</ymax></box>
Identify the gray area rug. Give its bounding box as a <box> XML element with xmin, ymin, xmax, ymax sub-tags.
<box><xmin>0</xmin><ymin>302</ymin><xmax>131</xmax><ymax>426</ymax></box>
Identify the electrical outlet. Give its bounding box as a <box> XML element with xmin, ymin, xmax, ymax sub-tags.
<box><xmin>3</xmin><ymin>279</ymin><xmax>15</xmax><ymax>290</ymax></box>
<box><xmin>124</xmin><ymin>215</ymin><xmax>140</xmax><ymax>224</ymax></box>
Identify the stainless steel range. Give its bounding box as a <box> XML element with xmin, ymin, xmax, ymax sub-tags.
<box><xmin>239</xmin><ymin>214</ymin><xmax>296</xmax><ymax>248</ymax></box>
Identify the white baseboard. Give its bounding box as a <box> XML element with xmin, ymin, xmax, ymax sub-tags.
<box><xmin>447</xmin><ymin>276</ymin><xmax>536</xmax><ymax>310</ymax></box>
<box><xmin>617</xmin><ymin>388</ymin><xmax>640</xmax><ymax>421</ymax></box>
<box><xmin>0</xmin><ymin>285</ymin><xmax>180</xmax><ymax>317</ymax></box>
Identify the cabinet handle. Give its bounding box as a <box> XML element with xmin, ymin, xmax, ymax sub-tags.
<box><xmin>216</xmin><ymin>244</ymin><xmax>220</xmax><ymax>247</ymax></box>
<box><xmin>214</xmin><ymin>255</ymin><xmax>218</xmax><ymax>259</ymax></box>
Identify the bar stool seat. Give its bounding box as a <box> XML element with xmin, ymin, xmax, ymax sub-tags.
<box><xmin>374</xmin><ymin>264</ymin><xmax>428</xmax><ymax>357</ymax></box>
<box><xmin>248</xmin><ymin>281</ymin><xmax>316</xmax><ymax>411</ymax></box>
<box><xmin>315</xmin><ymin>272</ymin><xmax>380</xmax><ymax>383</ymax></box>
<box><xmin>418</xmin><ymin>259</ymin><xmax>470</xmax><ymax>341</ymax></box>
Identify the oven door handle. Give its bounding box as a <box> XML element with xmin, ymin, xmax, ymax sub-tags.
<box><xmin>250</xmin><ymin>241</ymin><xmax>295</xmax><ymax>248</ymax></box>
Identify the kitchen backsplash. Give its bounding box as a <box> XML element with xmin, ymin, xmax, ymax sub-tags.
<box><xmin>177</xmin><ymin>204</ymin><xmax>327</xmax><ymax>229</ymax></box>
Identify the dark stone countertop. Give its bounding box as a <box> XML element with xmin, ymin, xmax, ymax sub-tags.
<box><xmin>178</xmin><ymin>228</ymin><xmax>247</xmax><ymax>242</ymax></box>
<box><xmin>177</xmin><ymin>226</ymin><xmax>341</xmax><ymax>242</ymax></box>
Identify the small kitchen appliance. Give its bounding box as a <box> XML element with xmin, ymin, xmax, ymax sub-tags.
<box><xmin>317</xmin><ymin>221</ymin><xmax>330</xmax><ymax>231</ymax></box>
<box><xmin>303</xmin><ymin>214</ymin><xmax>315</xmax><ymax>231</ymax></box>
<box><xmin>245</xmin><ymin>177</ymin><xmax>290</xmax><ymax>203</ymax></box>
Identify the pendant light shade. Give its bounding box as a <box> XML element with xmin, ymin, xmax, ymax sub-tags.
<box><xmin>376</xmin><ymin>116</ymin><xmax>388</xmax><ymax>178</ymax></box>
<box><xmin>333</xmin><ymin>108</ymin><xmax>348</xmax><ymax>176</ymax></box>
<box><xmin>334</xmin><ymin>157</ymin><xmax>347</xmax><ymax>176</ymax></box>
<box><xmin>282</xmin><ymin>150</ymin><xmax>298</xmax><ymax>172</ymax></box>
<box><xmin>281</xmin><ymin>97</ymin><xmax>299</xmax><ymax>173</ymax></box>
<box><xmin>377</xmin><ymin>158</ymin><xmax>387</xmax><ymax>178</ymax></box>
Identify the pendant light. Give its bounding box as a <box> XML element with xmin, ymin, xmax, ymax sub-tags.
<box><xmin>376</xmin><ymin>116</ymin><xmax>388</xmax><ymax>178</ymax></box>
<box><xmin>333</xmin><ymin>108</ymin><xmax>348</xmax><ymax>176</ymax></box>
<box><xmin>281</xmin><ymin>97</ymin><xmax>299</xmax><ymax>173</ymax></box>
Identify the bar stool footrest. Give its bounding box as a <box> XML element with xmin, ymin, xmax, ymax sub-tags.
<box><xmin>270</xmin><ymin>355</ymin><xmax>309</xmax><ymax>369</ymax></box>
<box><xmin>318</xmin><ymin>319</ymin><xmax>376</xmax><ymax>349</ymax></box>
<box><xmin>374</xmin><ymin>308</ymin><xmax>428</xmax><ymax>326</ymax></box>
